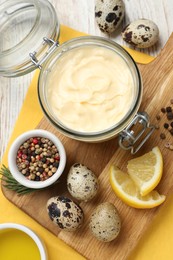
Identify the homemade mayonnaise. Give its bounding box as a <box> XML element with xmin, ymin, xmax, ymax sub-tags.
<box><xmin>47</xmin><ymin>46</ymin><xmax>135</xmax><ymax>132</ymax></box>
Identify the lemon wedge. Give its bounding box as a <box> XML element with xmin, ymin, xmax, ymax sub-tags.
<box><xmin>127</xmin><ymin>147</ymin><xmax>163</xmax><ymax>196</ymax></box>
<box><xmin>110</xmin><ymin>165</ymin><xmax>165</xmax><ymax>209</ymax></box>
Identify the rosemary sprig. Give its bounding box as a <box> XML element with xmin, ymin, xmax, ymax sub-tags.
<box><xmin>0</xmin><ymin>165</ymin><xmax>39</xmax><ymax>195</ymax></box>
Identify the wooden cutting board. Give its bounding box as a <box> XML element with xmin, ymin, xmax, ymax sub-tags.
<box><xmin>2</xmin><ymin>34</ymin><xmax>173</xmax><ymax>260</ymax></box>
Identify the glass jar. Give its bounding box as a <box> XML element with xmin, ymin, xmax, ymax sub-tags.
<box><xmin>38</xmin><ymin>36</ymin><xmax>142</xmax><ymax>141</ymax></box>
<box><xmin>0</xmin><ymin>0</ymin><xmax>59</xmax><ymax>77</ymax></box>
<box><xmin>0</xmin><ymin>0</ymin><xmax>155</xmax><ymax>153</ymax></box>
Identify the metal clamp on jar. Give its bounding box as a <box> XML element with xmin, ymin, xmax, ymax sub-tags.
<box><xmin>0</xmin><ymin>0</ymin><xmax>155</xmax><ymax>154</ymax></box>
<box><xmin>119</xmin><ymin>112</ymin><xmax>155</xmax><ymax>154</ymax></box>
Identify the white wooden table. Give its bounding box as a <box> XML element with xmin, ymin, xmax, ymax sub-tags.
<box><xmin>0</xmin><ymin>0</ymin><xmax>173</xmax><ymax>161</ymax></box>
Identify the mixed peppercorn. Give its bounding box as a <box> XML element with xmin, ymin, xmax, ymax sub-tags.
<box><xmin>16</xmin><ymin>137</ymin><xmax>60</xmax><ymax>181</ymax></box>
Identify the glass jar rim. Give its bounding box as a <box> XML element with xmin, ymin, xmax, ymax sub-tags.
<box><xmin>38</xmin><ymin>36</ymin><xmax>143</xmax><ymax>141</ymax></box>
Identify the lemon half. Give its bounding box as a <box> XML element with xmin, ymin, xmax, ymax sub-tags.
<box><xmin>110</xmin><ymin>165</ymin><xmax>165</xmax><ymax>209</ymax></box>
<box><xmin>127</xmin><ymin>147</ymin><xmax>163</xmax><ymax>196</ymax></box>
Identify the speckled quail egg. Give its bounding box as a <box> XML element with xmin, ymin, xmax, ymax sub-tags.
<box><xmin>67</xmin><ymin>163</ymin><xmax>99</xmax><ymax>201</ymax></box>
<box><xmin>89</xmin><ymin>202</ymin><xmax>121</xmax><ymax>242</ymax></box>
<box><xmin>47</xmin><ymin>196</ymin><xmax>84</xmax><ymax>231</ymax></box>
<box><xmin>122</xmin><ymin>19</ymin><xmax>159</xmax><ymax>48</ymax></box>
<box><xmin>95</xmin><ymin>0</ymin><xmax>125</xmax><ymax>34</ymax></box>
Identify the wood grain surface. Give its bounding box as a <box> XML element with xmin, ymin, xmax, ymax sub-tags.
<box><xmin>2</xmin><ymin>34</ymin><xmax>173</xmax><ymax>260</ymax></box>
<box><xmin>1</xmin><ymin>0</ymin><xmax>173</xmax><ymax>162</ymax></box>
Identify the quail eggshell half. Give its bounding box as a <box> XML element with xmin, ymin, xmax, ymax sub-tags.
<box><xmin>95</xmin><ymin>0</ymin><xmax>125</xmax><ymax>33</ymax></box>
<box><xmin>122</xmin><ymin>19</ymin><xmax>159</xmax><ymax>48</ymax></box>
<box><xmin>47</xmin><ymin>196</ymin><xmax>84</xmax><ymax>231</ymax></box>
<box><xmin>67</xmin><ymin>163</ymin><xmax>99</xmax><ymax>201</ymax></box>
<box><xmin>89</xmin><ymin>202</ymin><xmax>121</xmax><ymax>242</ymax></box>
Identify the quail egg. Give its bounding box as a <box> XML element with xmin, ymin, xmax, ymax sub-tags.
<box><xmin>89</xmin><ymin>202</ymin><xmax>121</xmax><ymax>242</ymax></box>
<box><xmin>47</xmin><ymin>196</ymin><xmax>84</xmax><ymax>231</ymax></box>
<box><xmin>122</xmin><ymin>19</ymin><xmax>159</xmax><ymax>48</ymax></box>
<box><xmin>67</xmin><ymin>163</ymin><xmax>99</xmax><ymax>201</ymax></box>
<box><xmin>95</xmin><ymin>0</ymin><xmax>125</xmax><ymax>34</ymax></box>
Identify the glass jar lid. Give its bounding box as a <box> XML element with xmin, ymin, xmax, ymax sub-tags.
<box><xmin>0</xmin><ymin>0</ymin><xmax>60</xmax><ymax>77</ymax></box>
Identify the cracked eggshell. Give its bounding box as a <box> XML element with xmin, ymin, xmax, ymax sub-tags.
<box><xmin>47</xmin><ymin>196</ymin><xmax>84</xmax><ymax>231</ymax></box>
<box><xmin>95</xmin><ymin>0</ymin><xmax>125</xmax><ymax>33</ymax></box>
<box><xmin>89</xmin><ymin>202</ymin><xmax>121</xmax><ymax>242</ymax></box>
<box><xmin>122</xmin><ymin>19</ymin><xmax>159</xmax><ymax>48</ymax></box>
<box><xmin>67</xmin><ymin>163</ymin><xmax>99</xmax><ymax>201</ymax></box>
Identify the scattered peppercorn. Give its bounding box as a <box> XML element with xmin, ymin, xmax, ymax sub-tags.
<box><xmin>16</xmin><ymin>137</ymin><xmax>60</xmax><ymax>181</ymax></box>
<box><xmin>170</xmin><ymin>129</ymin><xmax>173</xmax><ymax>136</ymax></box>
<box><xmin>156</xmin><ymin>100</ymin><xmax>173</xmax><ymax>148</ymax></box>
<box><xmin>164</xmin><ymin>142</ymin><xmax>170</xmax><ymax>148</ymax></box>
<box><xmin>160</xmin><ymin>133</ymin><xmax>166</xmax><ymax>139</ymax></box>
<box><xmin>164</xmin><ymin>142</ymin><xmax>173</xmax><ymax>151</ymax></box>
<box><xmin>164</xmin><ymin>123</ymin><xmax>169</xmax><ymax>129</ymax></box>
<box><xmin>156</xmin><ymin>114</ymin><xmax>160</xmax><ymax>120</ymax></box>
<box><xmin>166</xmin><ymin>106</ymin><xmax>172</xmax><ymax>113</ymax></box>
<box><xmin>161</xmin><ymin>107</ymin><xmax>166</xmax><ymax>113</ymax></box>
<box><xmin>167</xmin><ymin>112</ymin><xmax>173</xmax><ymax>120</ymax></box>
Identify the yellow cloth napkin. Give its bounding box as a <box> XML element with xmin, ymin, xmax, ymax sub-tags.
<box><xmin>2</xmin><ymin>25</ymin><xmax>172</xmax><ymax>260</ymax></box>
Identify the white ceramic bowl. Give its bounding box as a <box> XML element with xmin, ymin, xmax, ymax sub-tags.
<box><xmin>0</xmin><ymin>223</ymin><xmax>47</xmax><ymax>260</ymax></box>
<box><xmin>8</xmin><ymin>129</ymin><xmax>66</xmax><ymax>189</ymax></box>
